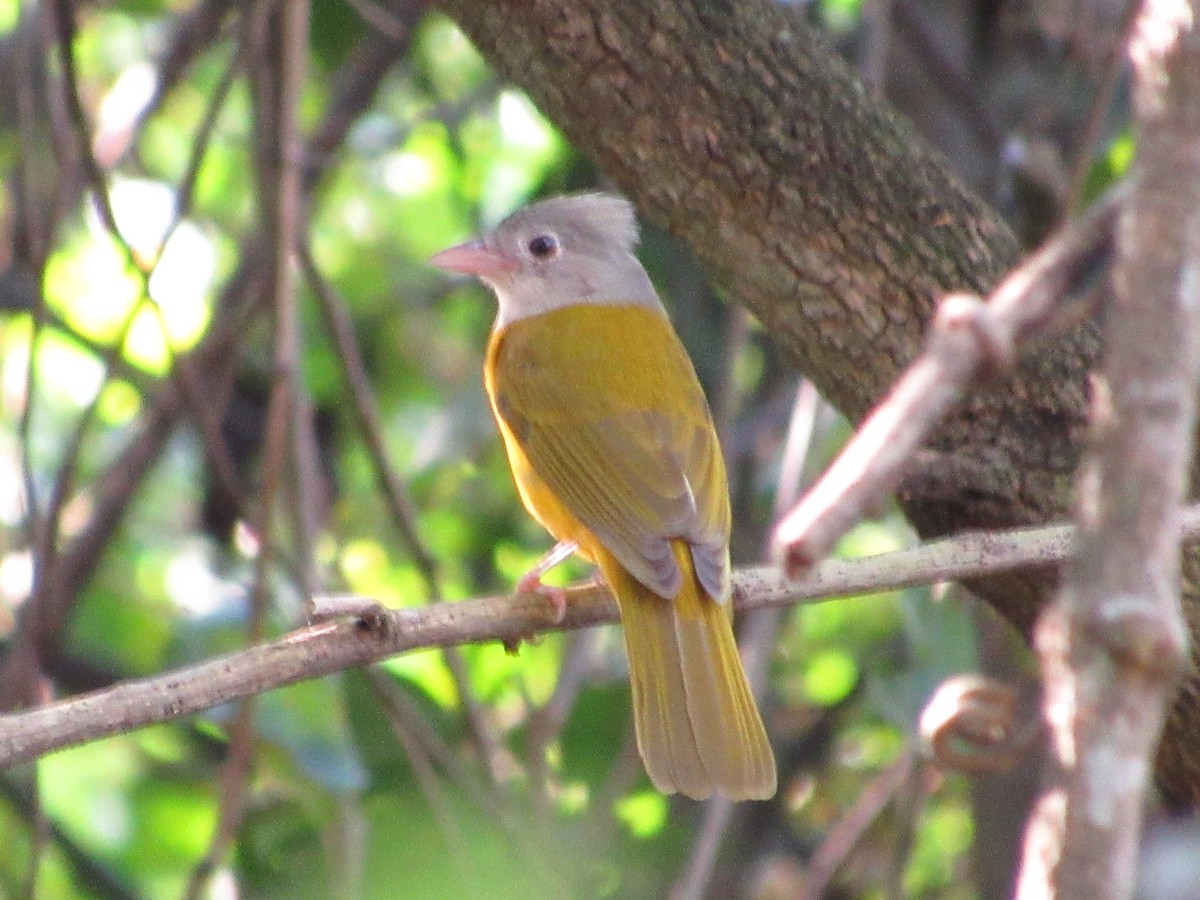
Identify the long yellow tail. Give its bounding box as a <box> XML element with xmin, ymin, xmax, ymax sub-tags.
<box><xmin>600</xmin><ymin>541</ymin><xmax>776</xmax><ymax>800</ymax></box>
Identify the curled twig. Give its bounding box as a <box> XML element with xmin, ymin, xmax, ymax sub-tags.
<box><xmin>919</xmin><ymin>675</ymin><xmax>1039</xmax><ymax>775</ymax></box>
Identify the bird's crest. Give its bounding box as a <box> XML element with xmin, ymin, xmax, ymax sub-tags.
<box><xmin>498</xmin><ymin>192</ymin><xmax>640</xmax><ymax>253</ymax></box>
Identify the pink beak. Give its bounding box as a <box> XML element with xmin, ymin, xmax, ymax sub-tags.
<box><xmin>428</xmin><ymin>239</ymin><xmax>518</xmax><ymax>278</ymax></box>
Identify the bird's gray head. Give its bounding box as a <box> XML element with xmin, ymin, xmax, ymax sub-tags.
<box><xmin>429</xmin><ymin>193</ymin><xmax>662</xmax><ymax>329</ymax></box>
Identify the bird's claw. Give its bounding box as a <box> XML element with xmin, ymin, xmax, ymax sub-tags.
<box><xmin>517</xmin><ymin>573</ymin><xmax>568</xmax><ymax>624</ymax></box>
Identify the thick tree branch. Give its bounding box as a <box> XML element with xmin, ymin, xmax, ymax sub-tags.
<box><xmin>6</xmin><ymin>510</ymin><xmax>1200</xmax><ymax>771</ymax></box>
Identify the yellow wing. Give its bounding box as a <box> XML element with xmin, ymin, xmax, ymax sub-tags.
<box><xmin>486</xmin><ymin>303</ymin><xmax>731</xmax><ymax>601</ymax></box>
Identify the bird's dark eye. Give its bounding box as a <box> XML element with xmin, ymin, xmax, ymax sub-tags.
<box><xmin>527</xmin><ymin>234</ymin><xmax>559</xmax><ymax>259</ymax></box>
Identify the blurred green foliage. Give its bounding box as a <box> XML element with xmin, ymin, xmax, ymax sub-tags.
<box><xmin>0</xmin><ymin>3</ymin><xmax>1005</xmax><ymax>898</ymax></box>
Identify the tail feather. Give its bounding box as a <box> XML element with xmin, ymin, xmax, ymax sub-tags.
<box><xmin>604</xmin><ymin>542</ymin><xmax>777</xmax><ymax>800</ymax></box>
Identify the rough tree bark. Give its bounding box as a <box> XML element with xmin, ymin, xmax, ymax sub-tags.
<box><xmin>434</xmin><ymin>0</ymin><xmax>1200</xmax><ymax>803</ymax></box>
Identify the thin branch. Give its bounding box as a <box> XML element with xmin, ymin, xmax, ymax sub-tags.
<box><xmin>0</xmin><ymin>774</ymin><xmax>140</xmax><ymax>900</ymax></box>
<box><xmin>10</xmin><ymin>505</ymin><xmax>1200</xmax><ymax>772</ymax></box>
<box><xmin>345</xmin><ymin>0</ymin><xmax>417</xmax><ymax>40</ymax></box>
<box><xmin>14</xmin><ymin>0</ymin><xmax>194</xmax><ymax>703</ymax></box>
<box><xmin>11</xmin><ymin>10</ymin><xmax>50</xmax><ymax>269</ymax></box>
<box><xmin>185</xmin><ymin>2</ymin><xmax>311</xmax><ymax>896</ymax></box>
<box><xmin>674</xmin><ymin>799</ymin><xmax>736</xmax><ymax>900</ymax></box>
<box><xmin>94</xmin><ymin>0</ymin><xmax>239</xmax><ymax>168</ymax></box>
<box><xmin>299</xmin><ymin>248</ymin><xmax>438</xmax><ymax>585</ymax></box>
<box><xmin>893</xmin><ymin>0</ymin><xmax>1004</xmax><ymax>154</ymax></box>
<box><xmin>1017</xmin><ymin>1</ymin><xmax>1200</xmax><ymax>896</ymax></box>
<box><xmin>364</xmin><ymin>669</ymin><xmax>512</xmax><ymax>824</ymax></box>
<box><xmin>884</xmin><ymin>755</ymin><xmax>931</xmax><ymax>900</ymax></box>
<box><xmin>363</xmin><ymin>670</ymin><xmax>472</xmax><ymax>869</ymax></box>
<box><xmin>1063</xmin><ymin>0</ymin><xmax>1142</xmax><ymax>216</ymax></box>
<box><xmin>10</xmin><ymin>0</ymin><xmax>219</xmax><ymax>710</ymax></box>
<box><xmin>48</xmin><ymin>0</ymin><xmax>136</xmax><ymax>263</ymax></box>
<box><xmin>181</xmin><ymin>698</ymin><xmax>257</xmax><ymax>900</ymax></box>
<box><xmin>861</xmin><ymin>0</ymin><xmax>894</xmax><ymax>97</ymax></box>
<box><xmin>0</xmin><ymin>3</ymin><xmax>417</xmax><ymax>709</ymax></box>
<box><xmin>711</xmin><ymin>302</ymin><xmax>752</xmax><ymax>439</ymax></box>
<box><xmin>800</xmin><ymin>746</ymin><xmax>918</xmax><ymax>900</ymax></box>
<box><xmin>772</xmin><ymin>185</ymin><xmax>1121</xmax><ymax>575</ymax></box>
<box><xmin>525</xmin><ymin>629</ymin><xmax>599</xmax><ymax>817</ymax></box>
<box><xmin>14</xmin><ymin>5</ymin><xmax>50</xmax><ymax>681</ymax></box>
<box><xmin>17</xmin><ymin>283</ymin><xmax>150</xmax><ymax>708</ymax></box>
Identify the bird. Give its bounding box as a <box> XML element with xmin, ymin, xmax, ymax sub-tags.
<box><xmin>429</xmin><ymin>192</ymin><xmax>776</xmax><ymax>801</ymax></box>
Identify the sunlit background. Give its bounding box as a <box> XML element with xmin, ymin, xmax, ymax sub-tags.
<box><xmin>0</xmin><ymin>0</ymin><xmax>1134</xmax><ymax>896</ymax></box>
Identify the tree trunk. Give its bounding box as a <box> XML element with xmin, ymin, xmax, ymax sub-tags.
<box><xmin>434</xmin><ymin>0</ymin><xmax>1200</xmax><ymax>803</ymax></box>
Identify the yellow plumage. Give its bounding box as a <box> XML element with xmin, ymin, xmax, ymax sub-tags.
<box><xmin>486</xmin><ymin>303</ymin><xmax>776</xmax><ymax>800</ymax></box>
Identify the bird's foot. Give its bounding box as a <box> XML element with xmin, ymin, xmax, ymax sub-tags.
<box><xmin>516</xmin><ymin>540</ymin><xmax>579</xmax><ymax>624</ymax></box>
<box><xmin>517</xmin><ymin>572</ymin><xmax>569</xmax><ymax>624</ymax></box>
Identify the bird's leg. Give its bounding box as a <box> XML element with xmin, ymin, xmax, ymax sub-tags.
<box><xmin>517</xmin><ymin>540</ymin><xmax>579</xmax><ymax>623</ymax></box>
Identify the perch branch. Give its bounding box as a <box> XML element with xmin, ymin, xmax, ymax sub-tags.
<box><xmin>6</xmin><ymin>506</ymin><xmax>1200</xmax><ymax>770</ymax></box>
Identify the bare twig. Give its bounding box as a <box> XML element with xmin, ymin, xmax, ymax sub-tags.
<box><xmin>181</xmin><ymin>698</ymin><xmax>258</xmax><ymax>900</ymax></box>
<box><xmin>9</xmin><ymin>0</ymin><xmax>231</xmax><ymax>714</ymax></box>
<box><xmin>861</xmin><ymin>0</ymin><xmax>894</xmax><ymax>97</ymax></box>
<box><xmin>885</xmin><ymin>753</ymin><xmax>930</xmax><ymax>900</ymax></box>
<box><xmin>25</xmin><ymin>299</ymin><xmax>145</xmax><ymax>637</ymax></box>
<box><xmin>12</xmin><ymin>0</ymin><xmax>157</xmax><ymax>715</ymax></box>
<box><xmin>893</xmin><ymin>0</ymin><xmax>1004</xmax><ymax>154</ymax></box>
<box><xmin>1063</xmin><ymin>0</ymin><xmax>1142</xmax><ymax>215</ymax></box>
<box><xmin>11</xmin><ymin>0</ymin><xmax>169</xmax><ymax>705</ymax></box>
<box><xmin>299</xmin><ymin>249</ymin><xmax>438</xmax><ymax>584</ymax></box>
<box><xmin>48</xmin><ymin>0</ymin><xmax>137</xmax><ymax>263</ymax></box>
<box><xmin>364</xmin><ymin>670</ymin><xmax>472</xmax><ymax>868</ymax></box>
<box><xmin>11</xmin><ymin>8</ymin><xmax>51</xmax><ymax>269</ymax></box>
<box><xmin>1017</xmin><ymin>2</ymin><xmax>1200</xmax><ymax>897</ymax></box>
<box><xmin>772</xmin><ymin>185</ymin><xmax>1121</xmax><ymax>575</ymax></box>
<box><xmin>95</xmin><ymin>0</ymin><xmax>239</xmax><ymax>168</ymax></box>
<box><xmin>364</xmin><ymin>668</ymin><xmax>516</xmax><ymax>833</ymax></box>
<box><xmin>801</xmin><ymin>746</ymin><xmax>918</xmax><ymax>900</ymax></box>
<box><xmin>345</xmin><ymin>0</ymin><xmax>416</xmax><ymax>40</ymax></box>
<box><xmin>525</xmin><ymin>629</ymin><xmax>599</xmax><ymax>816</ymax></box>
<box><xmin>673</xmin><ymin>800</ymin><xmax>737</xmax><ymax>900</ymax></box>
<box><xmin>0</xmin><ymin>773</ymin><xmax>139</xmax><ymax>900</ymax></box>
<box><xmin>711</xmin><ymin>302</ymin><xmax>751</xmax><ymax>438</ymax></box>
<box><xmin>13</xmin><ymin>7</ymin><xmax>50</xmax><ymax>666</ymax></box>
<box><xmin>185</xmin><ymin>3</ymin><xmax>311</xmax><ymax>896</ymax></box>
<box><xmin>0</xmin><ymin>3</ymin><xmax>416</xmax><ymax>708</ymax></box>
<box><xmin>0</xmin><ymin>283</ymin><xmax>265</xmax><ymax>712</ymax></box>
